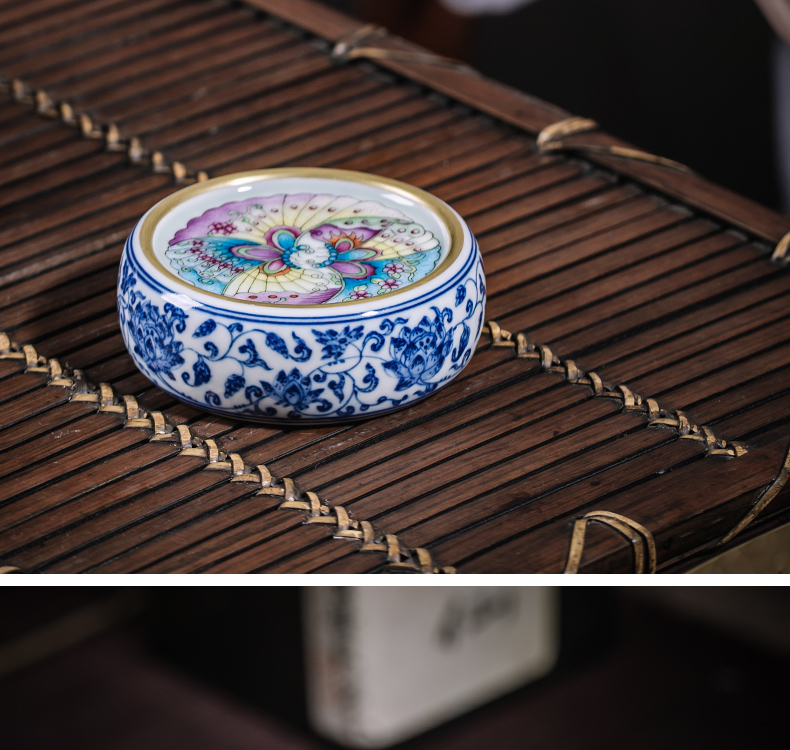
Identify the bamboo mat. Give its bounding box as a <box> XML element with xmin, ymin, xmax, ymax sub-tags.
<box><xmin>1</xmin><ymin>0</ymin><xmax>789</xmax><ymax>574</ymax></box>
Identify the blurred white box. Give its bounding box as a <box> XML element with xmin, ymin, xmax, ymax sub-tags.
<box><xmin>304</xmin><ymin>587</ymin><xmax>559</xmax><ymax>747</ymax></box>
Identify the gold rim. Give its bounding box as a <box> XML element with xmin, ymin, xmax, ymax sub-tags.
<box><xmin>139</xmin><ymin>168</ymin><xmax>465</xmax><ymax>308</ymax></box>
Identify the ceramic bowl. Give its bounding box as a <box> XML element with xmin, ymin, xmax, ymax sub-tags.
<box><xmin>118</xmin><ymin>168</ymin><xmax>485</xmax><ymax>423</ymax></box>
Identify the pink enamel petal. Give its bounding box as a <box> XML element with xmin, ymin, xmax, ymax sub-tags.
<box><xmin>331</xmin><ymin>260</ymin><xmax>374</xmax><ymax>278</ymax></box>
<box><xmin>170</xmin><ymin>197</ymin><xmax>278</xmax><ymax>244</ymax></box>
<box><xmin>230</xmin><ymin>245</ymin><xmax>281</xmax><ymax>261</ymax></box>
<box><xmin>263</xmin><ymin>258</ymin><xmax>287</xmax><ymax>272</ymax></box>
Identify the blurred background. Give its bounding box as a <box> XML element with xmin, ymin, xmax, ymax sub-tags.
<box><xmin>318</xmin><ymin>0</ymin><xmax>787</xmax><ymax>214</ymax></box>
<box><xmin>1</xmin><ymin>586</ymin><xmax>789</xmax><ymax>750</ymax></box>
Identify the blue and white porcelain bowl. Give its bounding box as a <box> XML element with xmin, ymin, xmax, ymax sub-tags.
<box><xmin>118</xmin><ymin>168</ymin><xmax>485</xmax><ymax>423</ymax></box>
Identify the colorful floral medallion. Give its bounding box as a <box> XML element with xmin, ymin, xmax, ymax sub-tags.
<box><xmin>165</xmin><ymin>193</ymin><xmax>443</xmax><ymax>305</ymax></box>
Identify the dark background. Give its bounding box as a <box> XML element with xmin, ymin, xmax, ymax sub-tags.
<box><xmin>1</xmin><ymin>587</ymin><xmax>789</xmax><ymax>750</ymax></box>
<box><xmin>318</xmin><ymin>0</ymin><xmax>783</xmax><ymax>213</ymax></box>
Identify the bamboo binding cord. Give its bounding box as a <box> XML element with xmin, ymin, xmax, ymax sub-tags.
<box><xmin>329</xmin><ymin>29</ymin><xmax>693</xmax><ymax>177</ymax></box>
<box><xmin>0</xmin><ymin>335</ymin><xmax>456</xmax><ymax>575</ymax></box>
<box><xmin>718</xmin><ymin>439</ymin><xmax>790</xmax><ymax>547</ymax></box>
<box><xmin>331</xmin><ymin>23</ymin><xmax>478</xmax><ymax>73</ymax></box>
<box><xmin>772</xmin><ymin>231</ymin><xmax>790</xmax><ymax>264</ymax></box>
<box><xmin>536</xmin><ymin>116</ymin><xmax>693</xmax><ymax>174</ymax></box>
<box><xmin>0</xmin><ymin>77</ymin><xmax>209</xmax><ymax>185</ymax></box>
<box><xmin>483</xmin><ymin>322</ymin><xmax>746</xmax><ymax>460</ymax></box>
<box><xmin>563</xmin><ymin>510</ymin><xmax>657</xmax><ymax>574</ymax></box>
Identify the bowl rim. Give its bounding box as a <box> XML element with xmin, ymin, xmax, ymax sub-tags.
<box><xmin>136</xmin><ymin>167</ymin><xmax>467</xmax><ymax>311</ymax></box>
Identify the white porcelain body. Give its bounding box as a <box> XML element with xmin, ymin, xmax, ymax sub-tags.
<box><xmin>117</xmin><ymin>170</ymin><xmax>485</xmax><ymax>423</ymax></box>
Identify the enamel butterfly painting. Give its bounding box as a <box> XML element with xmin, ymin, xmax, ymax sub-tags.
<box><xmin>166</xmin><ymin>193</ymin><xmax>443</xmax><ymax>305</ymax></box>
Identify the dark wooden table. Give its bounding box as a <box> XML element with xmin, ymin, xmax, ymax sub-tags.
<box><xmin>1</xmin><ymin>0</ymin><xmax>789</xmax><ymax>573</ymax></box>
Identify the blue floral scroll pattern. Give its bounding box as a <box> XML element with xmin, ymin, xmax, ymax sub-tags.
<box><xmin>383</xmin><ymin>307</ymin><xmax>454</xmax><ymax>392</ymax></box>
<box><xmin>128</xmin><ymin>300</ymin><xmax>187</xmax><ymax>381</ymax></box>
<box><xmin>120</xmin><ymin>264</ymin><xmax>186</xmax><ymax>381</ymax></box>
<box><xmin>118</xmin><ymin>256</ymin><xmax>485</xmax><ymax>421</ymax></box>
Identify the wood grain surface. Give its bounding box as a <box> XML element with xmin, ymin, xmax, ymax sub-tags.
<box><xmin>0</xmin><ymin>0</ymin><xmax>788</xmax><ymax>573</ymax></box>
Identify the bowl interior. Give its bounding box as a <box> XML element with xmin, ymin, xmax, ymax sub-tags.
<box><xmin>142</xmin><ymin>170</ymin><xmax>459</xmax><ymax>308</ymax></box>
